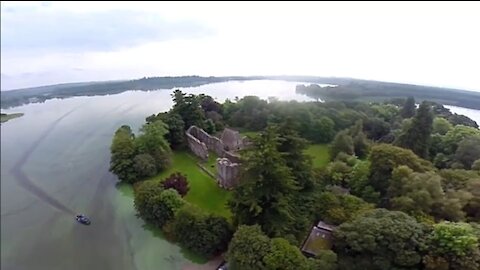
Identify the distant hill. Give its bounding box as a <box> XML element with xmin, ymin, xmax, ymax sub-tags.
<box><xmin>2</xmin><ymin>75</ymin><xmax>479</xmax><ymax>110</ymax></box>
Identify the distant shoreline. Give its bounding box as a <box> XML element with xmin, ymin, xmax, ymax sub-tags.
<box><xmin>2</xmin><ymin>76</ymin><xmax>480</xmax><ymax>110</ymax></box>
<box><xmin>1</xmin><ymin>112</ymin><xmax>24</xmax><ymax>123</ymax></box>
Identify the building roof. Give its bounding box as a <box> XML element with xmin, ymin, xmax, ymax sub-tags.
<box><xmin>301</xmin><ymin>221</ymin><xmax>336</xmax><ymax>257</ymax></box>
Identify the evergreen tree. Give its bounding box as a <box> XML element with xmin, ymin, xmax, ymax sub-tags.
<box><xmin>228</xmin><ymin>127</ymin><xmax>299</xmax><ymax>237</ymax></box>
<box><xmin>397</xmin><ymin>101</ymin><xmax>434</xmax><ymax>158</ymax></box>
<box><xmin>401</xmin><ymin>96</ymin><xmax>416</xmax><ymax>118</ymax></box>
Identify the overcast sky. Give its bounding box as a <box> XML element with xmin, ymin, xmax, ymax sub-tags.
<box><xmin>1</xmin><ymin>1</ymin><xmax>480</xmax><ymax>91</ymax></box>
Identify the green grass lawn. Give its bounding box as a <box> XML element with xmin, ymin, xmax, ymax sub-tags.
<box><xmin>305</xmin><ymin>144</ymin><xmax>330</xmax><ymax>168</ymax></box>
<box><xmin>149</xmin><ymin>151</ymin><xmax>232</xmax><ymax>219</ymax></box>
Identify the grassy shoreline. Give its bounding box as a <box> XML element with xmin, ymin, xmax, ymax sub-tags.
<box><xmin>1</xmin><ymin>112</ymin><xmax>24</xmax><ymax>123</ymax></box>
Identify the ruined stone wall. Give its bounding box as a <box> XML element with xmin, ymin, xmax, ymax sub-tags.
<box><xmin>187</xmin><ymin>126</ymin><xmax>224</xmax><ymax>157</ymax></box>
<box><xmin>186</xmin><ymin>126</ymin><xmax>209</xmax><ymax>160</ymax></box>
<box><xmin>186</xmin><ymin>125</ymin><xmax>243</xmax><ymax>189</ymax></box>
<box><xmin>224</xmin><ymin>151</ymin><xmax>241</xmax><ymax>163</ymax></box>
<box><xmin>216</xmin><ymin>158</ymin><xmax>241</xmax><ymax>189</ymax></box>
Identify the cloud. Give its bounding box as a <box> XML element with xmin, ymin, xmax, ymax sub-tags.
<box><xmin>1</xmin><ymin>5</ymin><xmax>213</xmax><ymax>53</ymax></box>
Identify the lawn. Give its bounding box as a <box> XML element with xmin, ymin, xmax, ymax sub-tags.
<box><xmin>305</xmin><ymin>144</ymin><xmax>330</xmax><ymax>168</ymax></box>
<box><xmin>149</xmin><ymin>151</ymin><xmax>232</xmax><ymax>218</ymax></box>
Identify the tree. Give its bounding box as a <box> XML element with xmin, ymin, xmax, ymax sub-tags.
<box><xmin>133</xmin><ymin>153</ymin><xmax>157</xmax><ymax>178</ymax></box>
<box><xmin>228</xmin><ymin>127</ymin><xmax>299</xmax><ymax>237</ymax></box>
<box><xmin>173</xmin><ymin>205</ymin><xmax>233</xmax><ymax>258</ymax></box>
<box><xmin>312</xmin><ymin>116</ymin><xmax>335</xmax><ymax>143</ymax></box>
<box><xmin>349</xmin><ymin>160</ymin><xmax>381</xmax><ymax>204</ymax></box>
<box><xmin>454</xmin><ymin>136</ymin><xmax>480</xmax><ymax>169</ymax></box>
<box><xmin>368</xmin><ymin>144</ymin><xmax>432</xmax><ymax>201</ymax></box>
<box><xmin>400</xmin><ymin>96</ymin><xmax>416</xmax><ymax>118</ymax></box>
<box><xmin>442</xmin><ymin>125</ymin><xmax>480</xmax><ymax>155</ymax></box>
<box><xmin>363</xmin><ymin>117</ymin><xmax>391</xmax><ymax>141</ymax></box>
<box><xmin>334</xmin><ymin>209</ymin><xmax>429</xmax><ymax>270</ymax></box>
<box><xmin>226</xmin><ymin>225</ymin><xmax>270</xmax><ymax>270</ymax></box>
<box><xmin>203</xmin><ymin>118</ymin><xmax>216</xmax><ymax>134</ymax></box>
<box><xmin>309</xmin><ymin>250</ymin><xmax>338</xmax><ymax>270</ymax></box>
<box><xmin>329</xmin><ymin>130</ymin><xmax>354</xmax><ymax>159</ymax></box>
<box><xmin>133</xmin><ymin>180</ymin><xmax>165</xmax><ymax>224</ymax></box>
<box><xmin>156</xmin><ymin>112</ymin><xmax>185</xmax><ymax>149</ymax></box>
<box><xmin>397</xmin><ymin>101</ymin><xmax>434</xmax><ymax>158</ymax></box>
<box><xmin>153</xmin><ymin>189</ymin><xmax>185</xmax><ymax>227</ymax></box>
<box><xmin>472</xmin><ymin>159</ymin><xmax>480</xmax><ymax>171</ymax></box>
<box><xmin>353</xmin><ymin>132</ymin><xmax>370</xmax><ymax>159</ymax></box>
<box><xmin>432</xmin><ymin>117</ymin><xmax>453</xmax><ymax>135</ymax></box>
<box><xmin>171</xmin><ymin>89</ymin><xmax>206</xmax><ymax>129</ymax></box>
<box><xmin>162</xmin><ymin>172</ymin><xmax>190</xmax><ymax>197</ymax></box>
<box><xmin>424</xmin><ymin>222</ymin><xmax>480</xmax><ymax>270</ymax></box>
<box><xmin>109</xmin><ymin>125</ymin><xmax>137</xmax><ymax>183</ymax></box>
<box><xmin>388</xmin><ymin>166</ymin><xmax>444</xmax><ymax>218</ymax></box>
<box><xmin>315</xmin><ymin>192</ymin><xmax>373</xmax><ymax>225</ymax></box>
<box><xmin>135</xmin><ymin>120</ymin><xmax>172</xmax><ymax>171</ymax></box>
<box><xmin>263</xmin><ymin>238</ymin><xmax>311</xmax><ymax>270</ymax></box>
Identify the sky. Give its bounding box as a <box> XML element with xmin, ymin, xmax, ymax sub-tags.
<box><xmin>1</xmin><ymin>1</ymin><xmax>480</xmax><ymax>91</ymax></box>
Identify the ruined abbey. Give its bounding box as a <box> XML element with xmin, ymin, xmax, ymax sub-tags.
<box><xmin>186</xmin><ymin>126</ymin><xmax>248</xmax><ymax>189</ymax></box>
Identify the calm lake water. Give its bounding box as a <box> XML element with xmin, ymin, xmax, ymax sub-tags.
<box><xmin>1</xmin><ymin>80</ymin><xmax>479</xmax><ymax>270</ymax></box>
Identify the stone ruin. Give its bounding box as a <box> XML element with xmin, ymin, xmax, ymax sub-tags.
<box><xmin>186</xmin><ymin>126</ymin><xmax>246</xmax><ymax>189</ymax></box>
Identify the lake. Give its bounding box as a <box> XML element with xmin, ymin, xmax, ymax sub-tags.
<box><xmin>1</xmin><ymin>80</ymin><xmax>478</xmax><ymax>270</ymax></box>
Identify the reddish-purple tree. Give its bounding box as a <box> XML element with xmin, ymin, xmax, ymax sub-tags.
<box><xmin>162</xmin><ymin>172</ymin><xmax>190</xmax><ymax>197</ymax></box>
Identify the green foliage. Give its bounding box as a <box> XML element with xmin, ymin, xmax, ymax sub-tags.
<box><xmin>442</xmin><ymin>125</ymin><xmax>480</xmax><ymax>155</ymax></box>
<box><xmin>349</xmin><ymin>160</ymin><xmax>381</xmax><ymax>204</ymax></box>
<box><xmin>171</xmin><ymin>89</ymin><xmax>206</xmax><ymax>129</ymax></box>
<box><xmin>329</xmin><ymin>130</ymin><xmax>354</xmax><ymax>159</ymax></box>
<box><xmin>353</xmin><ymin>132</ymin><xmax>370</xmax><ymax>159</ymax></box>
<box><xmin>135</xmin><ymin>120</ymin><xmax>172</xmax><ymax>172</ymax></box>
<box><xmin>309</xmin><ymin>250</ymin><xmax>338</xmax><ymax>270</ymax></box>
<box><xmin>226</xmin><ymin>225</ymin><xmax>270</xmax><ymax>270</ymax></box>
<box><xmin>388</xmin><ymin>166</ymin><xmax>444</xmax><ymax>218</ymax></box>
<box><xmin>133</xmin><ymin>180</ymin><xmax>165</xmax><ymax>225</ymax></box>
<box><xmin>430</xmin><ymin>222</ymin><xmax>478</xmax><ymax>256</ymax></box>
<box><xmin>263</xmin><ymin>238</ymin><xmax>311</xmax><ymax>270</ymax></box>
<box><xmin>133</xmin><ymin>153</ymin><xmax>157</xmax><ymax>178</ymax></box>
<box><xmin>203</xmin><ymin>118</ymin><xmax>216</xmax><ymax>134</ymax></box>
<box><xmin>227</xmin><ymin>96</ymin><xmax>269</xmax><ymax>131</ymax></box>
<box><xmin>472</xmin><ymin>159</ymin><xmax>480</xmax><ymax>171</ymax></box>
<box><xmin>454</xmin><ymin>136</ymin><xmax>480</xmax><ymax>169</ymax></box>
<box><xmin>368</xmin><ymin>144</ymin><xmax>432</xmax><ymax>200</ymax></box>
<box><xmin>312</xmin><ymin>116</ymin><xmax>336</xmax><ymax>143</ymax></box>
<box><xmin>363</xmin><ymin>117</ymin><xmax>391</xmax><ymax>141</ymax></box>
<box><xmin>227</xmin><ymin>225</ymin><xmax>314</xmax><ymax>270</ymax></box>
<box><xmin>425</xmin><ymin>222</ymin><xmax>480</xmax><ymax>270</ymax></box>
<box><xmin>334</xmin><ymin>209</ymin><xmax>430</xmax><ymax>270</ymax></box>
<box><xmin>173</xmin><ymin>204</ymin><xmax>233</xmax><ymax>258</ymax></box>
<box><xmin>109</xmin><ymin>125</ymin><xmax>138</xmax><ymax>183</ymax></box>
<box><xmin>157</xmin><ymin>112</ymin><xmax>185</xmax><ymax>149</ymax></box>
<box><xmin>433</xmin><ymin>117</ymin><xmax>453</xmax><ymax>135</ymax></box>
<box><xmin>229</xmin><ymin>127</ymin><xmax>299</xmax><ymax>237</ymax></box>
<box><xmin>400</xmin><ymin>96</ymin><xmax>416</xmax><ymax>118</ymax></box>
<box><xmin>315</xmin><ymin>192</ymin><xmax>373</xmax><ymax>225</ymax></box>
<box><xmin>396</xmin><ymin>101</ymin><xmax>434</xmax><ymax>158</ymax></box>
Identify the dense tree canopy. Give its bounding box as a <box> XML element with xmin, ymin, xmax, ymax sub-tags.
<box><xmin>334</xmin><ymin>209</ymin><xmax>430</xmax><ymax>270</ymax></box>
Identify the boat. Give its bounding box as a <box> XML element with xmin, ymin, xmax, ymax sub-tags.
<box><xmin>75</xmin><ymin>214</ymin><xmax>91</xmax><ymax>225</ymax></box>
